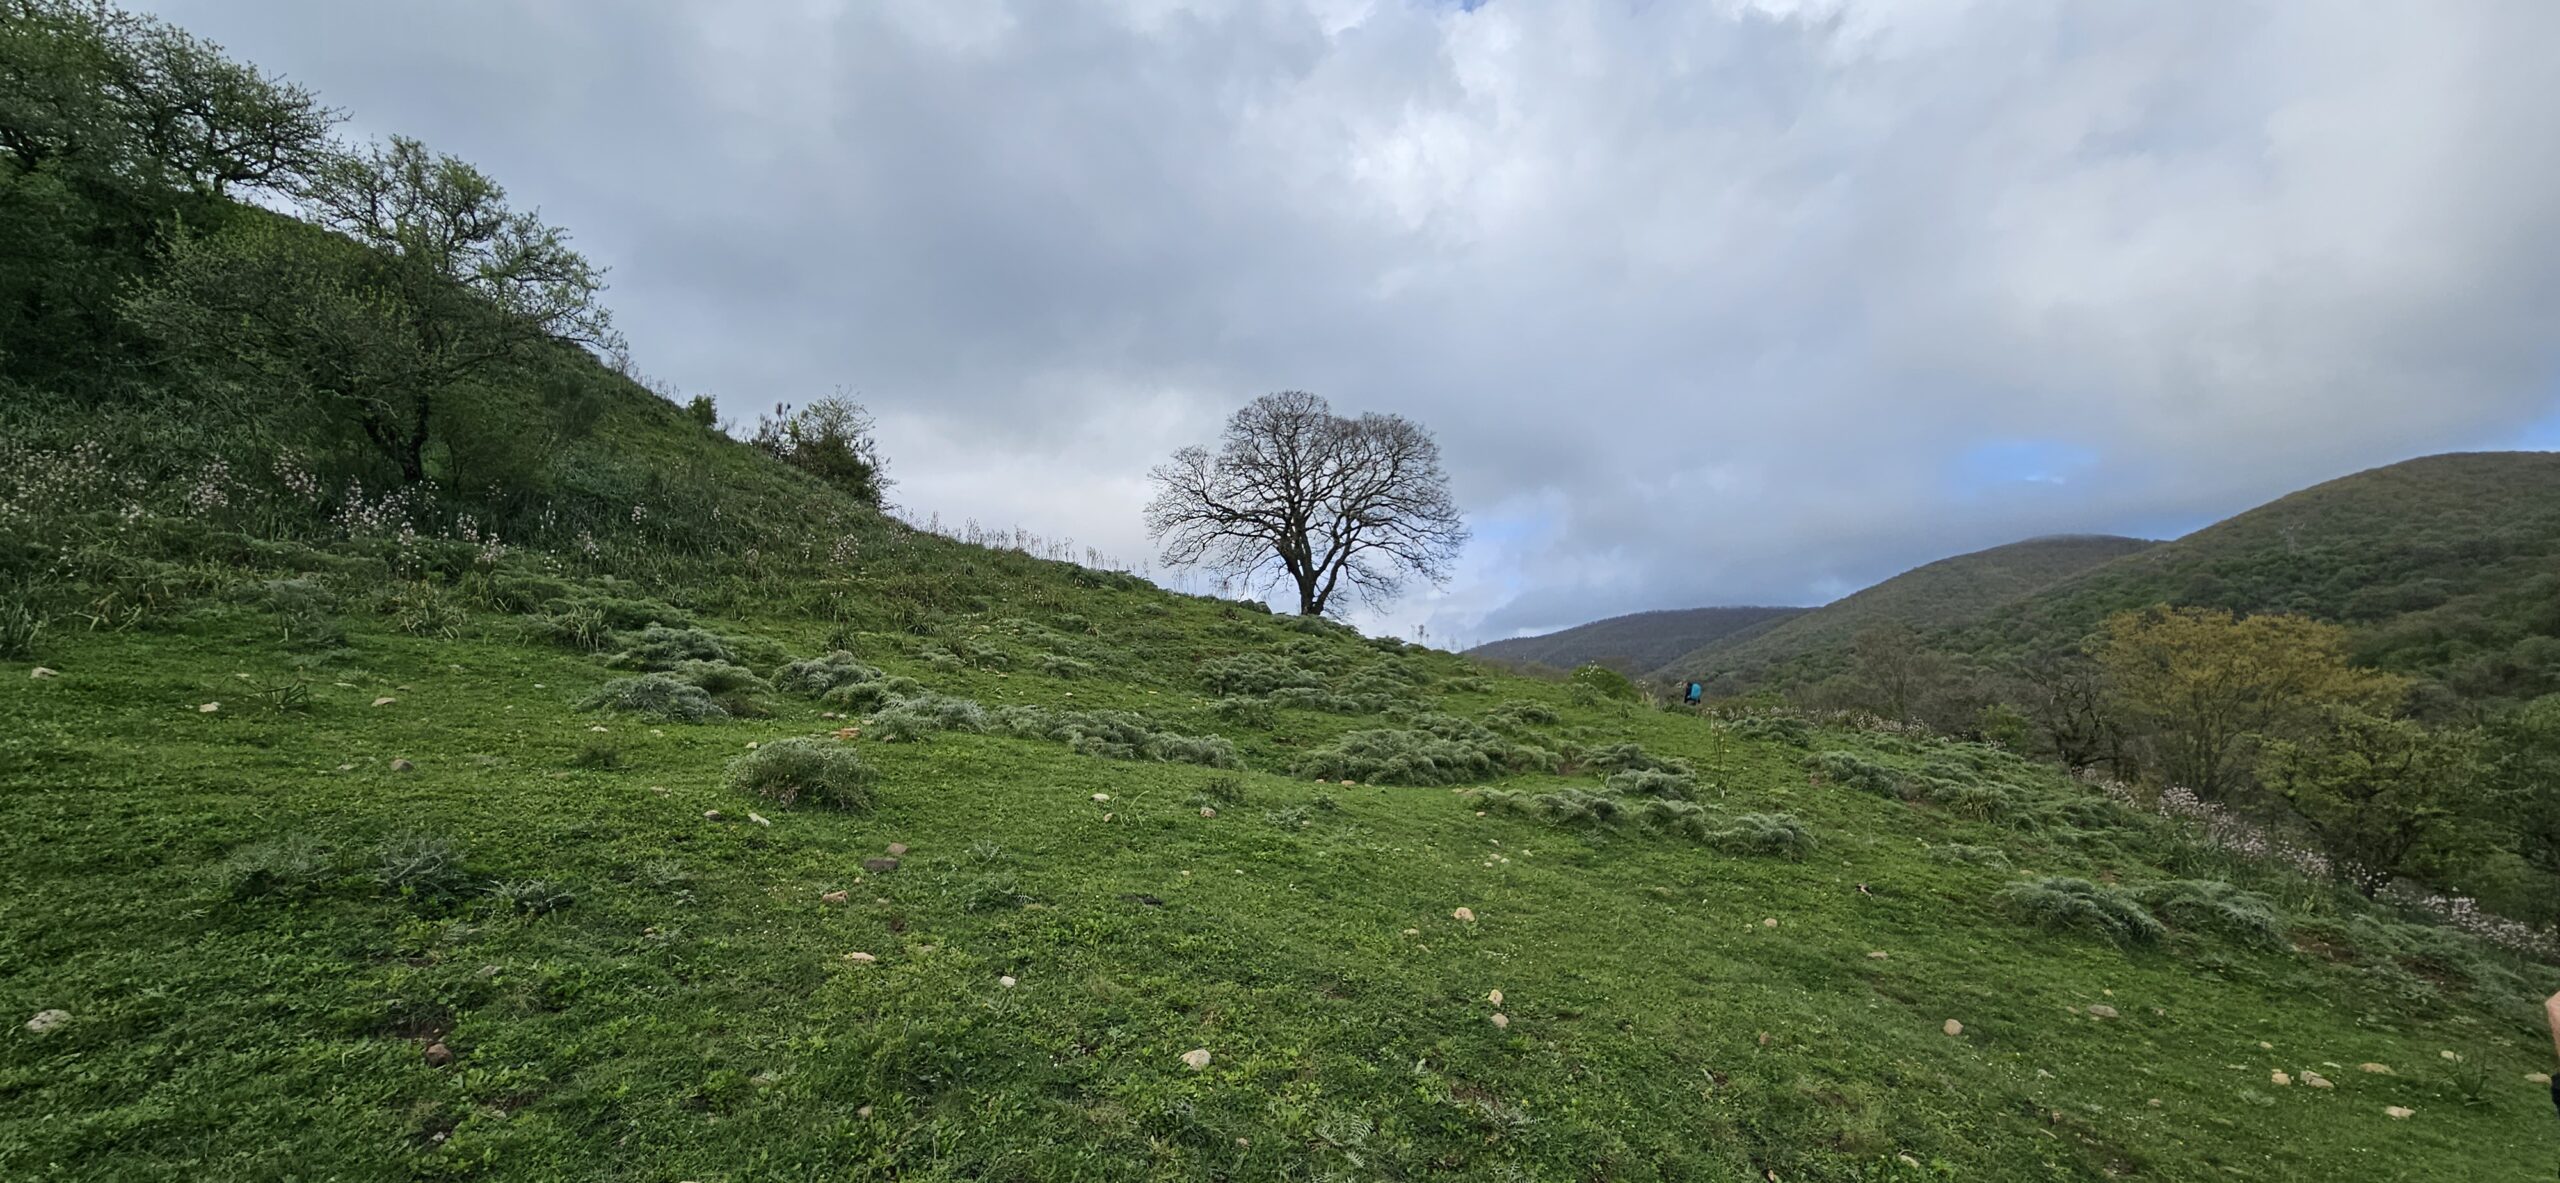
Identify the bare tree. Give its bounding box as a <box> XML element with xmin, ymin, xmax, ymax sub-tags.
<box><xmin>1146</xmin><ymin>391</ymin><xmax>1467</xmax><ymax>616</ymax></box>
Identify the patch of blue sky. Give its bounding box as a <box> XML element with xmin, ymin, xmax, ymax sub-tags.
<box><xmin>1944</xmin><ymin>438</ymin><xmax>2099</xmax><ymax>496</ymax></box>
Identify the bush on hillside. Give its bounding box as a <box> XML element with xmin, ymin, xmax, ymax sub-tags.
<box><xmin>866</xmin><ymin>693</ymin><xmax>990</xmax><ymax>742</ymax></box>
<box><xmin>1036</xmin><ymin>652</ymin><xmax>1093</xmax><ymax>679</ymax></box>
<box><xmin>375</xmin><ymin>834</ymin><xmax>473</xmax><ymax>902</ymax></box>
<box><xmin>1711</xmin><ymin>813</ymin><xmax>1817</xmax><ymax>861</ymax></box>
<box><xmin>1568</xmin><ymin>663</ymin><xmax>1641</xmax><ymax>705</ymax></box>
<box><xmin>607</xmin><ymin>625</ymin><xmax>737</xmax><ymax>671</ymax></box>
<box><xmin>1725</xmin><ymin>713</ymin><xmax>1814</xmax><ymax>747</ymax></box>
<box><xmin>382</xmin><ymin>582</ymin><xmax>467</xmax><ymax>638</ymax></box>
<box><xmin>774</xmin><ymin>650</ymin><xmax>881</xmax><ymax>696</ymax></box>
<box><xmin>669</xmin><ymin>659</ymin><xmax>774</xmax><ymax>716</ymax></box>
<box><xmin>1995</xmin><ymin>877</ymin><xmax>2164</xmax><ymax>947</ymax></box>
<box><xmin>820</xmin><ymin>673</ymin><xmax>922</xmax><ymax>713</ymax></box>
<box><xmin>727</xmin><ymin>737</ymin><xmax>874</xmax><ymax>810</ymax></box>
<box><xmin>1481</xmin><ymin>787</ymin><xmax>1623</xmax><ymax>825</ymax></box>
<box><xmin>585</xmin><ymin>674</ymin><xmax>725</xmax><ymax>722</ymax></box>
<box><xmin>1296</xmin><ymin>728</ymin><xmax>1500</xmax><ymax>786</ymax></box>
<box><xmin>1199</xmin><ymin>652</ymin><xmax>1325</xmax><ymax>696</ymax></box>
<box><xmin>1583</xmin><ymin>742</ymin><xmax>1691</xmax><ymax>777</ymax></box>
<box><xmin>1486</xmin><ymin>700</ymin><xmax>1562</xmax><ymax>729</ymax></box>
<box><xmin>1605</xmin><ymin>768</ymin><xmax>1696</xmax><ymax>800</ymax></box>
<box><xmin>211</xmin><ymin>835</ymin><xmax>341</xmax><ymax>901</ymax></box>
<box><xmin>1808</xmin><ymin>750</ymin><xmax>1902</xmax><ymax>795</ymax></box>
<box><xmin>1210</xmin><ymin>695</ymin><xmax>1276</xmax><ymax>728</ymax></box>
<box><xmin>2130</xmin><ymin>879</ymin><xmax>2289</xmax><ymax>949</ymax></box>
<box><xmin>1927</xmin><ymin>843</ymin><xmax>2012</xmax><ymax>868</ymax></box>
<box><xmin>525</xmin><ymin>603</ymin><xmax>612</xmax><ymax>652</ymax></box>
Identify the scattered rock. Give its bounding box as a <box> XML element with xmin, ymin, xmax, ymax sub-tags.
<box><xmin>1486</xmin><ymin>989</ymin><xmax>1504</xmax><ymax>1005</ymax></box>
<box><xmin>1489</xmin><ymin>1013</ymin><xmax>1509</xmax><ymax>1029</ymax></box>
<box><xmin>337</xmin><ymin>764</ymin><xmax>356</xmax><ymax>771</ymax></box>
<box><xmin>2147</xmin><ymin>1098</ymin><xmax>2162</xmax><ymax>1108</ymax></box>
<box><xmin>423</xmin><ymin>1042</ymin><xmax>454</xmax><ymax>1067</ymax></box>
<box><xmin>372</xmin><ymin>696</ymin><xmax>397</xmax><ymax>707</ymax></box>
<box><xmin>2529</xmin><ymin>1072</ymin><xmax>2553</xmax><ymax>1085</ymax></box>
<box><xmin>886</xmin><ymin>842</ymin><xmax>909</xmax><ymax>856</ymax></box>
<box><xmin>863</xmin><ymin>857</ymin><xmax>900</xmax><ymax>873</ymax></box>
<box><xmin>844</xmin><ymin>951</ymin><xmax>877</xmax><ymax>963</ymax></box>
<box><xmin>821</xmin><ymin>711</ymin><xmax>841</xmax><ymax>720</ymax></box>
<box><xmin>703</xmin><ymin>810</ymin><xmax>726</xmax><ymax>822</ymax></box>
<box><xmin>2359</xmin><ymin>1062</ymin><xmax>2394</xmax><ymax>1075</ymax></box>
<box><xmin>1451</xmin><ymin>907</ymin><xmax>1476</xmax><ymax>922</ymax></box>
<box><xmin>2270</xmin><ymin>1070</ymin><xmax>2292</xmax><ymax>1087</ymax></box>
<box><xmin>25</xmin><ymin>1009</ymin><xmax>70</xmax><ymax>1034</ymax></box>
<box><xmin>391</xmin><ymin>758</ymin><xmax>415</xmax><ymax>773</ymax></box>
<box><xmin>2257</xmin><ymin>1041</ymin><xmax>2274</xmax><ymax>1051</ymax></box>
<box><xmin>1866</xmin><ymin>951</ymin><xmax>1890</xmax><ymax>960</ymax></box>
<box><xmin>2303</xmin><ymin>1072</ymin><xmax>2333</xmax><ymax>1089</ymax></box>
<box><xmin>197</xmin><ymin>702</ymin><xmax>220</xmax><ymax>713</ymax></box>
<box><xmin>856</xmin><ymin>1105</ymin><xmax>874</xmax><ymax>1118</ymax></box>
<box><xmin>1898</xmin><ymin>1154</ymin><xmax>1923</xmax><ymax>1169</ymax></box>
<box><xmin>477</xmin><ymin>964</ymin><xmax>501</xmax><ymax>978</ymax></box>
<box><xmin>1761</xmin><ymin>918</ymin><xmax>1779</xmax><ymax>929</ymax></box>
<box><xmin>588</xmin><ymin>725</ymin><xmax>609</xmax><ymax>733</ymax></box>
<box><xmin>1402</xmin><ymin>928</ymin><xmax>1420</xmax><ymax>936</ymax></box>
<box><xmin>745</xmin><ymin>741</ymin><xmax>758</xmax><ymax>749</ymax></box>
<box><xmin>821</xmin><ymin>891</ymin><xmax>849</xmax><ymax>906</ymax></box>
<box><xmin>29</xmin><ymin>667</ymin><xmax>58</xmax><ymax>679</ymax></box>
<box><xmin>748</xmin><ymin>813</ymin><xmax>772</xmax><ymax>826</ymax></box>
<box><xmin>1181</xmin><ymin>1048</ymin><xmax>1212</xmax><ymax>1070</ymax></box>
<box><xmin>2383</xmin><ymin>1106</ymin><xmax>2414</xmax><ymax>1120</ymax></box>
<box><xmin>1199</xmin><ymin>806</ymin><xmax>1217</xmax><ymax>818</ymax></box>
<box><xmin>1091</xmin><ymin>793</ymin><xmax>1112</xmax><ymax>802</ymax></box>
<box><xmin>998</xmin><ymin>975</ymin><xmax>1017</xmax><ymax>989</ymax></box>
<box><xmin>1943</xmin><ymin>1019</ymin><xmax>1964</xmax><ymax>1037</ymax></box>
<box><xmin>2439</xmin><ymin>1050</ymin><xmax>2460</xmax><ymax>1062</ymax></box>
<box><xmin>2086</xmin><ymin>1005</ymin><xmax>2118</xmax><ymax>1020</ymax></box>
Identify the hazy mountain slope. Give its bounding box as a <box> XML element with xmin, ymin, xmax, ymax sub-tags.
<box><xmin>1653</xmin><ymin>535</ymin><xmax>2159</xmax><ymax>682</ymax></box>
<box><xmin>1468</xmin><ymin>605</ymin><xmax>1806</xmax><ymax>673</ymax></box>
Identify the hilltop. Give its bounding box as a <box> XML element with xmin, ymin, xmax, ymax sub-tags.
<box><xmin>1468</xmin><ymin>605</ymin><xmax>1804</xmax><ymax>676</ymax></box>
<box><xmin>1654</xmin><ymin>535</ymin><xmax>2158</xmax><ymax>686</ymax></box>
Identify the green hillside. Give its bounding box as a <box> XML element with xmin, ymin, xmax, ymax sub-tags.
<box><xmin>1468</xmin><ymin>606</ymin><xmax>1804</xmax><ymax>676</ymax></box>
<box><xmin>6</xmin><ymin>7</ymin><xmax>2559</xmax><ymax>1179</ymax></box>
<box><xmin>1961</xmin><ymin>453</ymin><xmax>2560</xmax><ymax>702</ymax></box>
<box><xmin>1655</xmin><ymin>536</ymin><xmax>2159</xmax><ymax>686</ymax></box>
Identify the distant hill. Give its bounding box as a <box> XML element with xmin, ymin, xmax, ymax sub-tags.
<box><xmin>1467</xmin><ymin>605</ymin><xmax>1805</xmax><ymax>674</ymax></box>
<box><xmin>1650</xmin><ymin>534</ymin><xmax>2159</xmax><ymax>684</ymax></box>
<box><xmin>1958</xmin><ymin>452</ymin><xmax>2560</xmax><ymax>700</ymax></box>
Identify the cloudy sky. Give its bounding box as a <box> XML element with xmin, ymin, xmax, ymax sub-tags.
<box><xmin>142</xmin><ymin>0</ymin><xmax>2560</xmax><ymax>647</ymax></box>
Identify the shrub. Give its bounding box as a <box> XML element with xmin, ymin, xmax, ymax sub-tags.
<box><xmin>821</xmin><ymin>674</ymin><xmax>920</xmax><ymax>713</ymax></box>
<box><xmin>489</xmin><ymin>879</ymin><xmax>575</xmax><ymax>916</ymax></box>
<box><xmin>1994</xmin><ymin>877</ymin><xmax>2164</xmax><ymax>947</ymax></box>
<box><xmin>1199</xmin><ymin>652</ymin><xmax>1324</xmax><ymax>696</ymax></box>
<box><xmin>1200</xmin><ymin>774</ymin><xmax>1247</xmax><ymax>804</ymax></box>
<box><xmin>1584</xmin><ymin>742</ymin><xmax>1691</xmax><ymax>777</ymax></box>
<box><xmin>1928</xmin><ymin>843</ymin><xmax>2012</xmax><ymax>868</ymax></box>
<box><xmin>671</xmin><ymin>659</ymin><xmax>774</xmax><ymax>716</ymax></box>
<box><xmin>953</xmin><ymin>874</ymin><xmax>1032</xmax><ymax>912</ymax></box>
<box><xmin>775</xmin><ymin>650</ymin><xmax>882</xmax><ymax>696</ymax></box>
<box><xmin>1808</xmin><ymin>750</ymin><xmax>1901</xmax><ymax>795</ymax></box>
<box><xmin>526</xmin><ymin>603</ymin><xmax>612</xmax><ymax>652</ymax></box>
<box><xmin>1605</xmin><ymin>768</ymin><xmax>1695</xmax><ymax>799</ymax></box>
<box><xmin>726</xmin><ymin>737</ymin><xmax>875</xmax><ymax>810</ymax></box>
<box><xmin>0</xmin><ymin>597</ymin><xmax>42</xmax><ymax>660</ymax></box>
<box><xmin>1568</xmin><ymin>664</ymin><xmax>1641</xmax><ymax>704</ymax></box>
<box><xmin>211</xmin><ymin>835</ymin><xmax>339</xmax><ymax>901</ymax></box>
<box><xmin>253</xmin><ymin>577</ymin><xmax>338</xmax><ymax>647</ymax></box>
<box><xmin>383</xmin><ymin>582</ymin><xmax>466</xmax><ymax>638</ymax></box>
<box><xmin>1710</xmin><ymin>813</ymin><xmax>1816</xmax><ymax>861</ymax></box>
<box><xmin>1486</xmin><ymin>700</ymin><xmax>1561</xmax><ymax>729</ymax></box>
<box><xmin>1726</xmin><ymin>713</ymin><xmax>1814</xmax><ymax>747</ymax></box>
<box><xmin>1483</xmin><ymin>787</ymin><xmax>1623</xmax><ymax>825</ymax></box>
<box><xmin>607</xmin><ymin>625</ymin><xmax>737</xmax><ymax>671</ymax></box>
<box><xmin>2131</xmin><ymin>879</ymin><xmax>2288</xmax><ymax>949</ymax></box>
<box><xmin>571</xmin><ymin>742</ymin><xmax>622</xmax><ymax>770</ymax></box>
<box><xmin>1294</xmin><ymin>728</ymin><xmax>1504</xmax><ymax>786</ymax></box>
<box><xmin>1210</xmin><ymin>695</ymin><xmax>1276</xmax><ymax>728</ymax></box>
<box><xmin>585</xmin><ymin>674</ymin><xmax>726</xmax><ymax>722</ymax></box>
<box><xmin>375</xmin><ymin>834</ymin><xmax>471</xmax><ymax>901</ymax></box>
<box><xmin>1036</xmin><ymin>653</ymin><xmax>1094</xmax><ymax>679</ymax></box>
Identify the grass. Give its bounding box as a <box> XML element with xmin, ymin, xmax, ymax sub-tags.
<box><xmin>4</xmin><ymin>567</ymin><xmax>2558</xmax><ymax>1181</ymax></box>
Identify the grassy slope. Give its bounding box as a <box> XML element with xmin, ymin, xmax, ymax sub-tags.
<box><xmin>1653</xmin><ymin>536</ymin><xmax>2160</xmax><ymax>685</ymax></box>
<box><xmin>1468</xmin><ymin>606</ymin><xmax>1807</xmax><ymax>675</ymax></box>
<box><xmin>1964</xmin><ymin>453</ymin><xmax>2560</xmax><ymax>696</ymax></box>
<box><xmin>3</xmin><ymin>530</ymin><xmax>2555</xmax><ymax>1179</ymax></box>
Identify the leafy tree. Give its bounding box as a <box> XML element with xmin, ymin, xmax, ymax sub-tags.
<box><xmin>2095</xmin><ymin>606</ymin><xmax>2396</xmax><ymax>797</ymax></box>
<box><xmin>2481</xmin><ymin>694</ymin><xmax>2560</xmax><ymax>919</ymax></box>
<box><xmin>127</xmin><ymin>136</ymin><xmax>619</xmax><ymax>483</ymax></box>
<box><xmin>750</xmin><ymin>396</ymin><xmax>886</xmax><ymax>505</ymax></box>
<box><xmin>2262</xmin><ymin>707</ymin><xmax>2481</xmax><ymax>897</ymax></box>
<box><xmin>1849</xmin><ymin>622</ymin><xmax>1946</xmax><ymax>723</ymax></box>
<box><xmin>2009</xmin><ymin>650</ymin><xmax>2118</xmax><ymax>771</ymax></box>
<box><xmin>1146</xmin><ymin>391</ymin><xmax>1467</xmax><ymax>616</ymax></box>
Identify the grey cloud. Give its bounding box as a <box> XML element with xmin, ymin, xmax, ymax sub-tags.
<box><xmin>139</xmin><ymin>0</ymin><xmax>2560</xmax><ymax>644</ymax></box>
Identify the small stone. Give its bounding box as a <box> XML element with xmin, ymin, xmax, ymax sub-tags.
<box><xmin>1761</xmin><ymin>918</ymin><xmax>1778</xmax><ymax>929</ymax></box>
<box><xmin>2303</xmin><ymin>1072</ymin><xmax>2333</xmax><ymax>1089</ymax></box>
<box><xmin>2270</xmin><ymin>1070</ymin><xmax>2291</xmax><ymax>1087</ymax></box>
<box><xmin>1898</xmin><ymin>1154</ymin><xmax>1922</xmax><ymax>1168</ymax></box>
<box><xmin>588</xmin><ymin>725</ymin><xmax>609</xmax><ymax>733</ymax></box>
<box><xmin>2360</xmin><ymin>1062</ymin><xmax>2393</xmax><ymax>1075</ymax></box>
<box><xmin>856</xmin><ymin>1105</ymin><xmax>874</xmax><ymax>1117</ymax></box>
<box><xmin>821</xmin><ymin>711</ymin><xmax>841</xmax><ymax>720</ymax></box>
<box><xmin>1199</xmin><ymin>806</ymin><xmax>1217</xmax><ymax>818</ymax></box>
<box><xmin>844</xmin><ymin>951</ymin><xmax>877</xmax><ymax>963</ymax></box>
<box><xmin>821</xmin><ymin>891</ymin><xmax>849</xmax><ymax>905</ymax></box>
<box><xmin>1402</xmin><ymin>928</ymin><xmax>1419</xmax><ymax>936</ymax></box>
<box><xmin>2439</xmin><ymin>1050</ymin><xmax>2459</xmax><ymax>1062</ymax></box>
<box><xmin>1486</xmin><ymin>989</ymin><xmax>1504</xmax><ymax>1005</ymax></box>
<box><xmin>2258</xmin><ymin>1041</ymin><xmax>2273</xmax><ymax>1050</ymax></box>
<box><xmin>748</xmin><ymin>813</ymin><xmax>772</xmax><ymax>826</ymax></box>
<box><xmin>1943</xmin><ymin>1019</ymin><xmax>1964</xmax><ymax>1037</ymax></box>
<box><xmin>1091</xmin><ymin>793</ymin><xmax>1112</xmax><ymax>803</ymax></box>
<box><xmin>2086</xmin><ymin>1005</ymin><xmax>2118</xmax><ymax>1019</ymax></box>
<box><xmin>886</xmin><ymin>843</ymin><xmax>909</xmax><ymax>856</ymax></box>
<box><xmin>372</xmin><ymin>696</ymin><xmax>397</xmax><ymax>707</ymax></box>
<box><xmin>25</xmin><ymin>1009</ymin><xmax>70</xmax><ymax>1034</ymax></box>
<box><xmin>1451</xmin><ymin>907</ymin><xmax>1476</xmax><ymax>922</ymax></box>
<box><xmin>2147</xmin><ymin>1098</ymin><xmax>2163</xmax><ymax>1108</ymax></box>
<box><xmin>478</xmin><ymin>964</ymin><xmax>501</xmax><ymax>978</ymax></box>
<box><xmin>2383</xmin><ymin>1106</ymin><xmax>2414</xmax><ymax>1120</ymax></box>
<box><xmin>2529</xmin><ymin>1072</ymin><xmax>2553</xmax><ymax>1085</ymax></box>
<box><xmin>29</xmin><ymin>667</ymin><xmax>57</xmax><ymax>679</ymax></box>
<box><xmin>1489</xmin><ymin>1013</ymin><xmax>1509</xmax><ymax>1029</ymax></box>
<box><xmin>1867</xmin><ymin>951</ymin><xmax>1889</xmax><ymax>960</ymax></box>
<box><xmin>703</xmin><ymin>810</ymin><xmax>725</xmax><ymax>822</ymax></box>
<box><xmin>1181</xmin><ymin>1048</ymin><xmax>1212</xmax><ymax>1070</ymax></box>
<box><xmin>863</xmin><ymin>857</ymin><xmax>900</xmax><ymax>873</ymax></box>
<box><xmin>998</xmin><ymin>975</ymin><xmax>1017</xmax><ymax>988</ymax></box>
<box><xmin>197</xmin><ymin>702</ymin><xmax>220</xmax><ymax>713</ymax></box>
<box><xmin>391</xmin><ymin>758</ymin><xmax>415</xmax><ymax>773</ymax></box>
<box><xmin>424</xmin><ymin>1041</ymin><xmax>454</xmax><ymax>1067</ymax></box>
<box><xmin>745</xmin><ymin>741</ymin><xmax>758</xmax><ymax>749</ymax></box>
<box><xmin>337</xmin><ymin>764</ymin><xmax>356</xmax><ymax>771</ymax></box>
